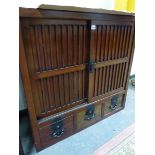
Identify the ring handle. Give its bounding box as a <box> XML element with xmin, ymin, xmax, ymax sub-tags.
<box><xmin>110</xmin><ymin>96</ymin><xmax>118</xmax><ymax>110</ymax></box>
<box><xmin>52</xmin><ymin>126</ymin><xmax>64</xmax><ymax>138</ymax></box>
<box><xmin>84</xmin><ymin>110</ymin><xmax>96</xmax><ymax>120</ymax></box>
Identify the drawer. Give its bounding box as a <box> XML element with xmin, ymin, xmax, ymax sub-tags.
<box><xmin>103</xmin><ymin>93</ymin><xmax>124</xmax><ymax>116</ymax></box>
<box><xmin>76</xmin><ymin>103</ymin><xmax>102</xmax><ymax>130</ymax></box>
<box><xmin>39</xmin><ymin>115</ymin><xmax>74</xmax><ymax>147</ymax></box>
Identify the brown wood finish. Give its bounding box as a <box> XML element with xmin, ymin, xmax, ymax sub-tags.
<box><xmin>20</xmin><ymin>6</ymin><xmax>135</xmax><ymax>151</ymax></box>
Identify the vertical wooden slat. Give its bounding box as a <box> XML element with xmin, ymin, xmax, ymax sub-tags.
<box><xmin>103</xmin><ymin>66</ymin><xmax>107</xmax><ymax>93</ymax></box>
<box><xmin>117</xmin><ymin>63</ymin><xmax>122</xmax><ymax>89</ymax></box>
<box><xmin>83</xmin><ymin>26</ymin><xmax>86</xmax><ymax>63</ymax></box>
<box><xmin>100</xmin><ymin>25</ymin><xmax>105</xmax><ymax>61</ymax></box>
<box><xmin>47</xmin><ymin>25</ymin><xmax>53</xmax><ymax>69</ymax></box>
<box><xmin>46</xmin><ymin>78</ymin><xmax>53</xmax><ymax>110</ymax></box>
<box><xmin>69</xmin><ymin>72</ymin><xmax>74</xmax><ymax>103</ymax></box>
<box><xmin>94</xmin><ymin>26</ymin><xmax>98</xmax><ymax>62</ymax></box>
<box><xmin>99</xmin><ymin>26</ymin><xmax>103</xmax><ymax>62</ymax></box>
<box><xmin>96</xmin><ymin>26</ymin><xmax>102</xmax><ymax>62</ymax></box>
<box><xmin>97</xmin><ymin>68</ymin><xmax>100</xmax><ymax>95</ymax></box>
<box><xmin>53</xmin><ymin>76</ymin><xmax>60</xmax><ymax>108</ymax></box>
<box><xmin>64</xmin><ymin>74</ymin><xmax>70</xmax><ymax>105</ymax></box>
<box><xmin>115</xmin><ymin>26</ymin><xmax>120</xmax><ymax>59</ymax></box>
<box><xmin>53</xmin><ymin>26</ymin><xmax>60</xmax><ymax>108</ymax></box>
<box><xmin>111</xmin><ymin>25</ymin><xmax>117</xmax><ymax>91</ymax></box>
<box><xmin>45</xmin><ymin>79</ymin><xmax>51</xmax><ymax>111</ymax></box>
<box><xmin>60</xmin><ymin>25</ymin><xmax>65</xmax><ymax>67</ymax></box>
<box><xmin>78</xmin><ymin>25</ymin><xmax>82</xmax><ymax>65</ymax></box>
<box><xmin>40</xmin><ymin>25</ymin><xmax>46</xmax><ymax>70</ymax></box>
<box><xmin>98</xmin><ymin>67</ymin><xmax>103</xmax><ymax>95</ymax></box>
<box><xmin>79</xmin><ymin>25</ymin><xmax>83</xmax><ymax>64</ymax></box>
<box><xmin>36</xmin><ymin>26</ymin><xmax>44</xmax><ymax>71</ymax></box>
<box><xmin>122</xmin><ymin>62</ymin><xmax>128</xmax><ymax>87</ymax></box>
<box><xmin>111</xmin><ymin>65</ymin><xmax>116</xmax><ymax>91</ymax></box>
<box><xmin>121</xmin><ymin>26</ymin><xmax>127</xmax><ymax>58</ymax></box>
<box><xmin>62</xmin><ymin>25</ymin><xmax>68</xmax><ymax>67</ymax></box>
<box><xmin>108</xmin><ymin>65</ymin><xmax>113</xmax><ymax>92</ymax></box>
<box><xmin>79</xmin><ymin>71</ymin><xmax>83</xmax><ymax>99</ymax></box>
<box><xmin>59</xmin><ymin>75</ymin><xmax>65</xmax><ymax>106</ymax></box>
<box><xmin>29</xmin><ymin>27</ymin><xmax>43</xmax><ymax>114</ymax></box>
<box><xmin>102</xmin><ymin>25</ymin><xmax>107</xmax><ymax>61</ymax></box>
<box><xmin>55</xmin><ymin>26</ymin><xmax>59</xmax><ymax>68</ymax></box>
<box><xmin>101</xmin><ymin>67</ymin><xmax>105</xmax><ymax>94</ymax></box>
<box><xmin>47</xmin><ymin>25</ymin><xmax>53</xmax><ymax>70</ymax></box>
<box><xmin>40</xmin><ymin>79</ymin><xmax>49</xmax><ymax>112</ymax></box>
<box><xmin>118</xmin><ymin>26</ymin><xmax>124</xmax><ymax>59</ymax></box>
<box><xmin>73</xmin><ymin>72</ymin><xmax>78</xmax><ymax>101</ymax></box>
<box><xmin>37</xmin><ymin>26</ymin><xmax>50</xmax><ymax>112</ymax></box>
<box><xmin>49</xmin><ymin>25</ymin><xmax>56</xmax><ymax>69</ymax></box>
<box><xmin>70</xmin><ymin>25</ymin><xmax>73</xmax><ymax>65</ymax></box>
<box><xmin>108</xmin><ymin>26</ymin><xmax>114</xmax><ymax>60</ymax></box>
<box><xmin>124</xmin><ymin>26</ymin><xmax>131</xmax><ymax>58</ymax></box>
<box><xmin>112</xmin><ymin>25</ymin><xmax>117</xmax><ymax>60</ymax></box>
<box><xmin>104</xmin><ymin>25</ymin><xmax>110</xmax><ymax>61</ymax></box>
<box><xmin>42</xmin><ymin>25</ymin><xmax>50</xmax><ymax>70</ymax></box>
<box><xmin>114</xmin><ymin>64</ymin><xmax>119</xmax><ymax>90</ymax></box>
<box><xmin>94</xmin><ymin>69</ymin><xmax>98</xmax><ymax>96</ymax></box>
<box><xmin>82</xmin><ymin>71</ymin><xmax>85</xmax><ymax>98</ymax></box>
<box><xmin>42</xmin><ymin>25</ymin><xmax>52</xmax><ymax>111</ymax></box>
<box><xmin>66</xmin><ymin>26</ymin><xmax>70</xmax><ymax>66</ymax></box>
<box><xmin>30</xmin><ymin>27</ymin><xmax>39</xmax><ymax>72</ymax></box>
<box><xmin>105</xmin><ymin>66</ymin><xmax>110</xmax><ymax>92</ymax></box>
<box><xmin>41</xmin><ymin>25</ymin><xmax>51</xmax><ymax>112</ymax></box>
<box><xmin>119</xmin><ymin>63</ymin><xmax>125</xmax><ymax>87</ymax></box>
<box><xmin>33</xmin><ymin>26</ymin><xmax>45</xmax><ymax>113</ymax></box>
<box><xmin>73</xmin><ymin>25</ymin><xmax>78</xmax><ymax>65</ymax></box>
<box><xmin>49</xmin><ymin>77</ymin><xmax>56</xmax><ymax>109</ymax></box>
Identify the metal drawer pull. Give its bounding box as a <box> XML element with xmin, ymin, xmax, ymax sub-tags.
<box><xmin>84</xmin><ymin>105</ymin><xmax>96</xmax><ymax>120</ymax></box>
<box><xmin>110</xmin><ymin>96</ymin><xmax>118</xmax><ymax>110</ymax></box>
<box><xmin>52</xmin><ymin>126</ymin><xmax>64</xmax><ymax>138</ymax></box>
<box><xmin>51</xmin><ymin>117</ymin><xmax>65</xmax><ymax>138</ymax></box>
<box><xmin>88</xmin><ymin>61</ymin><xmax>95</xmax><ymax>73</ymax></box>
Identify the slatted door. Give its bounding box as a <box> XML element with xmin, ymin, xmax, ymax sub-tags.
<box><xmin>88</xmin><ymin>20</ymin><xmax>135</xmax><ymax>102</ymax></box>
<box><xmin>21</xmin><ymin>19</ymin><xmax>89</xmax><ymax>119</ymax></box>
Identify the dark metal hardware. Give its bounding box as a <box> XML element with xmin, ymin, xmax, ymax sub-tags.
<box><xmin>51</xmin><ymin>117</ymin><xmax>65</xmax><ymax>138</ymax></box>
<box><xmin>110</xmin><ymin>95</ymin><xmax>118</xmax><ymax>110</ymax></box>
<box><xmin>52</xmin><ymin>127</ymin><xmax>64</xmax><ymax>138</ymax></box>
<box><xmin>88</xmin><ymin>61</ymin><xmax>95</xmax><ymax>73</ymax></box>
<box><xmin>84</xmin><ymin>105</ymin><xmax>96</xmax><ymax>120</ymax></box>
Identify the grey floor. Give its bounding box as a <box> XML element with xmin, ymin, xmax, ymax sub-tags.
<box><xmin>19</xmin><ymin>81</ymin><xmax>135</xmax><ymax>155</ymax></box>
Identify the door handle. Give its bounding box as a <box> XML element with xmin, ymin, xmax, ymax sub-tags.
<box><xmin>88</xmin><ymin>61</ymin><xmax>95</xmax><ymax>73</ymax></box>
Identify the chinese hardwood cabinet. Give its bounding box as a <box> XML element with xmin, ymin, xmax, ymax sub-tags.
<box><xmin>19</xmin><ymin>5</ymin><xmax>135</xmax><ymax>151</ymax></box>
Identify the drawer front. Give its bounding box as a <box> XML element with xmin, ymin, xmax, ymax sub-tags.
<box><xmin>77</xmin><ymin>103</ymin><xmax>102</xmax><ymax>130</ymax></box>
<box><xmin>39</xmin><ymin>115</ymin><xmax>74</xmax><ymax>147</ymax></box>
<box><xmin>103</xmin><ymin>94</ymin><xmax>124</xmax><ymax>116</ymax></box>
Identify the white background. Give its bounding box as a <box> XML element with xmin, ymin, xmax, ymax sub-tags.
<box><xmin>0</xmin><ymin>0</ymin><xmax>155</xmax><ymax>155</ymax></box>
<box><xmin>19</xmin><ymin>0</ymin><xmax>115</xmax><ymax>10</ymax></box>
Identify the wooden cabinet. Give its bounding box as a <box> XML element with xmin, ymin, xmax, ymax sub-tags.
<box><xmin>20</xmin><ymin>5</ymin><xmax>135</xmax><ymax>151</ymax></box>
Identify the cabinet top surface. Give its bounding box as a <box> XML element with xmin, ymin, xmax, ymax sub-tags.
<box><xmin>20</xmin><ymin>4</ymin><xmax>135</xmax><ymax>17</ymax></box>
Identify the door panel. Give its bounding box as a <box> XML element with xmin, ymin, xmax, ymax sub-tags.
<box><xmin>21</xmin><ymin>19</ymin><xmax>89</xmax><ymax>118</ymax></box>
<box><xmin>89</xmin><ymin>20</ymin><xmax>134</xmax><ymax>102</ymax></box>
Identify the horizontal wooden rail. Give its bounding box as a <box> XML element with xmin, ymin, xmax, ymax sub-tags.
<box><xmin>91</xmin><ymin>88</ymin><xmax>125</xmax><ymax>102</ymax></box>
<box><xmin>33</xmin><ymin>64</ymin><xmax>86</xmax><ymax>80</ymax></box>
<box><xmin>95</xmin><ymin>57</ymin><xmax>128</xmax><ymax>68</ymax></box>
